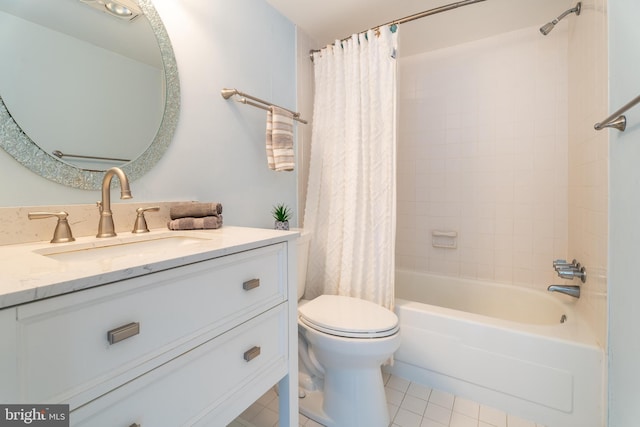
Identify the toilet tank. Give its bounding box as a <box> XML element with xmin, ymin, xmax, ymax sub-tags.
<box><xmin>295</xmin><ymin>229</ymin><xmax>311</xmax><ymax>301</ymax></box>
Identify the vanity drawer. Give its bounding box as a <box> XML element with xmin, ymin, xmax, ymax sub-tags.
<box><xmin>15</xmin><ymin>243</ymin><xmax>287</xmax><ymax>406</ymax></box>
<box><xmin>70</xmin><ymin>303</ymin><xmax>288</xmax><ymax>427</ymax></box>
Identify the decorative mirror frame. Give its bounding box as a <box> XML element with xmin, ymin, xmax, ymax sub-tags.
<box><xmin>0</xmin><ymin>0</ymin><xmax>180</xmax><ymax>190</ymax></box>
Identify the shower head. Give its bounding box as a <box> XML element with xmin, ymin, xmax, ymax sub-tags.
<box><xmin>539</xmin><ymin>2</ymin><xmax>581</xmax><ymax>36</ymax></box>
<box><xmin>539</xmin><ymin>22</ymin><xmax>556</xmax><ymax>36</ymax></box>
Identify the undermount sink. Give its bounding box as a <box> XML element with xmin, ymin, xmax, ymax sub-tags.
<box><xmin>33</xmin><ymin>233</ymin><xmax>214</xmax><ymax>263</ymax></box>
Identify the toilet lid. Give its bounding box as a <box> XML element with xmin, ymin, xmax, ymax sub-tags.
<box><xmin>298</xmin><ymin>295</ymin><xmax>399</xmax><ymax>338</ymax></box>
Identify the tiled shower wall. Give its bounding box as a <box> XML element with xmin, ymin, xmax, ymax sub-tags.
<box><xmin>567</xmin><ymin>0</ymin><xmax>608</xmax><ymax>348</ymax></box>
<box><xmin>396</xmin><ymin>25</ymin><xmax>569</xmax><ymax>289</ymax></box>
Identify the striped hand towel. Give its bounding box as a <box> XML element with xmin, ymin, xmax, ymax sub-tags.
<box><xmin>167</xmin><ymin>215</ymin><xmax>223</xmax><ymax>230</ymax></box>
<box><xmin>266</xmin><ymin>106</ymin><xmax>295</xmax><ymax>171</ymax></box>
<box><xmin>169</xmin><ymin>202</ymin><xmax>223</xmax><ymax>219</ymax></box>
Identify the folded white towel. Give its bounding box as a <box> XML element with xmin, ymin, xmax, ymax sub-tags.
<box><xmin>266</xmin><ymin>106</ymin><xmax>295</xmax><ymax>171</ymax></box>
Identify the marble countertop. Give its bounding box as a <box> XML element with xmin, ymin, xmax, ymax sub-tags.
<box><xmin>0</xmin><ymin>226</ymin><xmax>299</xmax><ymax>309</ymax></box>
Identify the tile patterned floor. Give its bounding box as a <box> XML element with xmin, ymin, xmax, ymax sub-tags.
<box><xmin>229</xmin><ymin>373</ymin><xmax>545</xmax><ymax>427</ymax></box>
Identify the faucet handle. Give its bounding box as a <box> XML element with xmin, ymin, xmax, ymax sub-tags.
<box><xmin>28</xmin><ymin>211</ymin><xmax>75</xmax><ymax>243</ymax></box>
<box><xmin>557</xmin><ymin>265</ymin><xmax>587</xmax><ymax>283</ymax></box>
<box><xmin>132</xmin><ymin>206</ymin><xmax>160</xmax><ymax>234</ymax></box>
<box><xmin>553</xmin><ymin>259</ymin><xmax>577</xmax><ymax>269</ymax></box>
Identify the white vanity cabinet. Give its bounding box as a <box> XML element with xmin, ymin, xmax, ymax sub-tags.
<box><xmin>0</xmin><ymin>229</ymin><xmax>298</xmax><ymax>427</ymax></box>
<box><xmin>0</xmin><ymin>307</ymin><xmax>17</xmax><ymax>396</ymax></box>
<box><xmin>71</xmin><ymin>304</ymin><xmax>288</xmax><ymax>426</ymax></box>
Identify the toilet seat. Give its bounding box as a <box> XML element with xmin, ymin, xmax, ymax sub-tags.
<box><xmin>299</xmin><ymin>295</ymin><xmax>399</xmax><ymax>338</ymax></box>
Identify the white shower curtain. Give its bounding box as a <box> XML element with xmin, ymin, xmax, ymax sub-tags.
<box><xmin>303</xmin><ymin>26</ymin><xmax>398</xmax><ymax>309</ymax></box>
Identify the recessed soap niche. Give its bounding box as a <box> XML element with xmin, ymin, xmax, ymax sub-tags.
<box><xmin>432</xmin><ymin>230</ymin><xmax>457</xmax><ymax>249</ymax></box>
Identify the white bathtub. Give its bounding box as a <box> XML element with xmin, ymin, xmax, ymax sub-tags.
<box><xmin>386</xmin><ymin>269</ymin><xmax>604</xmax><ymax>427</ymax></box>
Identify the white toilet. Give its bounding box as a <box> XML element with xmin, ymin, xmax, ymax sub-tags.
<box><xmin>296</xmin><ymin>230</ymin><xmax>401</xmax><ymax>427</ymax></box>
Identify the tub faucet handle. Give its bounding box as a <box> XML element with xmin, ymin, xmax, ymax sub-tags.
<box><xmin>553</xmin><ymin>259</ymin><xmax>577</xmax><ymax>270</ymax></box>
<box><xmin>556</xmin><ymin>266</ymin><xmax>587</xmax><ymax>283</ymax></box>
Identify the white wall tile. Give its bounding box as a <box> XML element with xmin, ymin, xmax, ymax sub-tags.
<box><xmin>567</xmin><ymin>0</ymin><xmax>608</xmax><ymax>348</ymax></box>
<box><xmin>396</xmin><ymin>26</ymin><xmax>568</xmax><ymax>291</ymax></box>
<box><xmin>395</xmin><ymin>10</ymin><xmax>607</xmax><ymax>352</ymax></box>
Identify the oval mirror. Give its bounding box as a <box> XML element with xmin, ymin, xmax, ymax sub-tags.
<box><xmin>0</xmin><ymin>0</ymin><xmax>179</xmax><ymax>190</ymax></box>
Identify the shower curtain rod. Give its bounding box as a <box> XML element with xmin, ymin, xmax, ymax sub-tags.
<box><xmin>309</xmin><ymin>0</ymin><xmax>487</xmax><ymax>59</ymax></box>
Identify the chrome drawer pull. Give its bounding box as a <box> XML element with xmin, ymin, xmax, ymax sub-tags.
<box><xmin>242</xmin><ymin>278</ymin><xmax>260</xmax><ymax>291</ymax></box>
<box><xmin>107</xmin><ymin>322</ymin><xmax>140</xmax><ymax>345</ymax></box>
<box><xmin>243</xmin><ymin>346</ymin><xmax>261</xmax><ymax>362</ymax></box>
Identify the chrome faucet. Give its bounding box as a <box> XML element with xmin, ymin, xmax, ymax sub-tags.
<box><xmin>553</xmin><ymin>258</ymin><xmax>587</xmax><ymax>283</ymax></box>
<box><xmin>547</xmin><ymin>285</ymin><xmax>580</xmax><ymax>298</ymax></box>
<box><xmin>556</xmin><ymin>267</ymin><xmax>587</xmax><ymax>282</ymax></box>
<box><xmin>97</xmin><ymin>167</ymin><xmax>132</xmax><ymax>238</ymax></box>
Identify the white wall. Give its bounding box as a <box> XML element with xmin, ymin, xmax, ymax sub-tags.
<box><xmin>0</xmin><ymin>0</ymin><xmax>299</xmax><ymax>229</ymax></box>
<box><xmin>608</xmin><ymin>0</ymin><xmax>640</xmax><ymax>424</ymax></box>
<box><xmin>396</xmin><ymin>26</ymin><xmax>569</xmax><ymax>290</ymax></box>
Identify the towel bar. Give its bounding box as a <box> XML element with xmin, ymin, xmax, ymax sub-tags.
<box><xmin>52</xmin><ymin>150</ymin><xmax>129</xmax><ymax>163</ymax></box>
<box><xmin>594</xmin><ymin>94</ymin><xmax>640</xmax><ymax>132</ymax></box>
<box><xmin>221</xmin><ymin>88</ymin><xmax>308</xmax><ymax>124</ymax></box>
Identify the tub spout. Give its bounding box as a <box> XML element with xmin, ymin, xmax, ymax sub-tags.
<box><xmin>547</xmin><ymin>285</ymin><xmax>580</xmax><ymax>298</ymax></box>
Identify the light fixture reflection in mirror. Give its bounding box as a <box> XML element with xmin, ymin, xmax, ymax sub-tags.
<box><xmin>80</xmin><ymin>0</ymin><xmax>142</xmax><ymax>21</ymax></box>
<box><xmin>105</xmin><ymin>2</ymin><xmax>134</xmax><ymax>17</ymax></box>
<box><xmin>0</xmin><ymin>0</ymin><xmax>180</xmax><ymax>191</ymax></box>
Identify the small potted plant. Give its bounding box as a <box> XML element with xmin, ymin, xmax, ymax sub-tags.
<box><xmin>272</xmin><ymin>203</ymin><xmax>292</xmax><ymax>230</ymax></box>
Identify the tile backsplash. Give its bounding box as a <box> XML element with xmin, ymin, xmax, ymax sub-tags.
<box><xmin>0</xmin><ymin>201</ymin><xmax>188</xmax><ymax>246</ymax></box>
